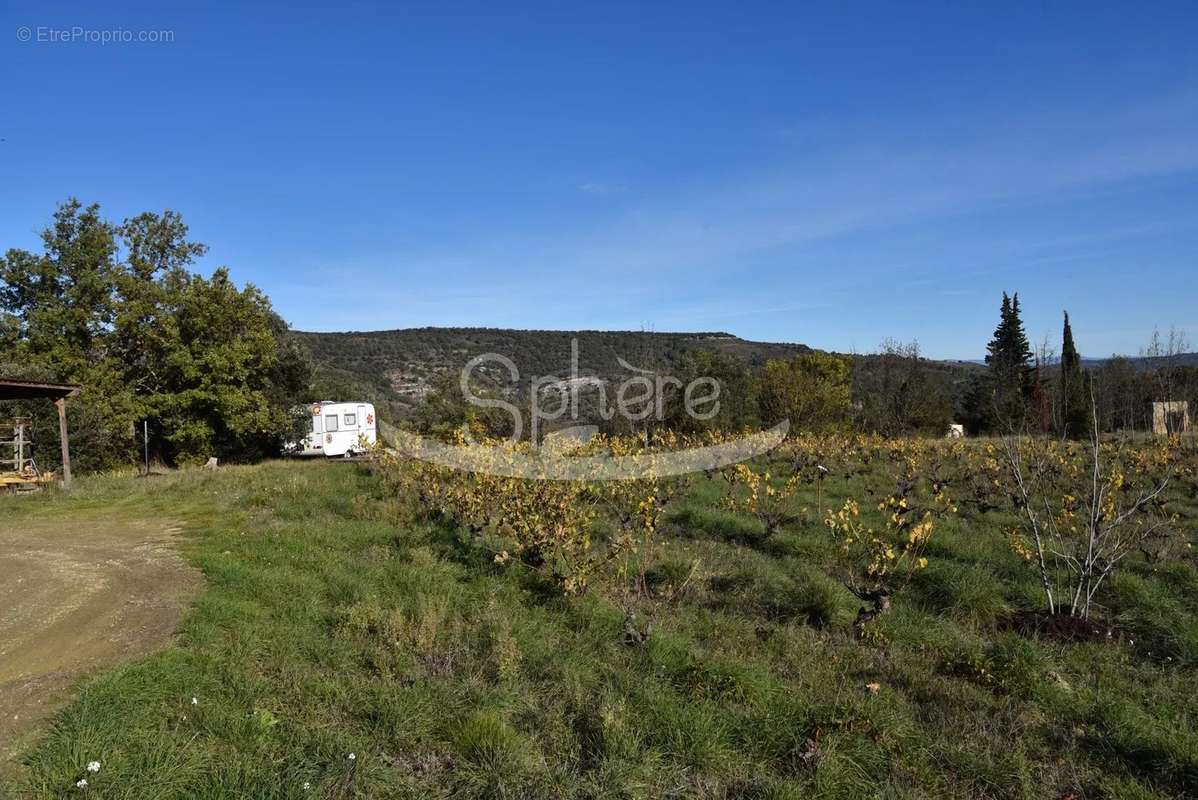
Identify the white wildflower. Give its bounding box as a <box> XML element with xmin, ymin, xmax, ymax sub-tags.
<box><xmin>191</xmin><ymin>697</ymin><xmax>198</xmax><ymax>705</ymax></box>
<box><xmin>303</xmin><ymin>781</ymin><xmax>311</xmax><ymax>790</ymax></box>
<box><xmin>76</xmin><ymin>778</ymin><xmax>88</xmax><ymax>789</ymax></box>
<box><xmin>86</xmin><ymin>761</ymin><xmax>101</xmax><ymax>773</ymax></box>
<box><xmin>348</xmin><ymin>752</ymin><xmax>356</xmax><ymax>761</ymax></box>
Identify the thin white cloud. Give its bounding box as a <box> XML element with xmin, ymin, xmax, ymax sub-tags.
<box><xmin>294</xmin><ymin>85</ymin><xmax>1198</xmax><ymax>350</ymax></box>
<box><xmin>390</xmin><ymin>87</ymin><xmax>1198</xmax><ymax>286</ymax></box>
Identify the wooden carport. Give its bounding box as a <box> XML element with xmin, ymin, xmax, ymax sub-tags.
<box><xmin>0</xmin><ymin>378</ymin><xmax>81</xmax><ymax>489</ymax></box>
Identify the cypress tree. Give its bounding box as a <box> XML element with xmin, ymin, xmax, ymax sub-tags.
<box><xmin>1060</xmin><ymin>311</ymin><xmax>1092</xmax><ymax>439</ymax></box>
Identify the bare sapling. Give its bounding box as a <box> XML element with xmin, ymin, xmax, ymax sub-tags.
<box><xmin>1001</xmin><ymin>385</ymin><xmax>1175</xmax><ymax>619</ymax></box>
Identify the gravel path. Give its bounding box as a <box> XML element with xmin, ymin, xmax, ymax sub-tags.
<box><xmin>0</xmin><ymin>516</ymin><xmax>200</xmax><ymax>770</ymax></box>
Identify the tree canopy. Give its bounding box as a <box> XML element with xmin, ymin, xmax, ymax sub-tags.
<box><xmin>1060</xmin><ymin>311</ymin><xmax>1092</xmax><ymax>439</ymax></box>
<box><xmin>966</xmin><ymin>291</ymin><xmax>1035</xmax><ymax>432</ymax></box>
<box><xmin>758</xmin><ymin>352</ymin><xmax>852</xmax><ymax>432</ymax></box>
<box><xmin>0</xmin><ymin>199</ymin><xmax>310</xmax><ymax>469</ymax></box>
<box><xmin>853</xmin><ymin>340</ymin><xmax>952</xmax><ymax>436</ymax></box>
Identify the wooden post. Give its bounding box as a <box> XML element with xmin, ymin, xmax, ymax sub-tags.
<box><xmin>55</xmin><ymin>397</ymin><xmax>72</xmax><ymax>489</ymax></box>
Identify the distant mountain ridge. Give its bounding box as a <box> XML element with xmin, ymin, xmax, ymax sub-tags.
<box><xmin>958</xmin><ymin>354</ymin><xmax>1198</xmax><ymax>368</ymax></box>
<box><xmin>291</xmin><ymin>327</ymin><xmax>814</xmax><ymax>413</ymax></box>
<box><xmin>296</xmin><ymin>327</ymin><xmax>1197</xmax><ymax>420</ymax></box>
<box><xmin>1079</xmin><ymin>354</ymin><xmax>1198</xmax><ymax>369</ymax></box>
<box><xmin>289</xmin><ymin>326</ymin><xmax>984</xmax><ymax>419</ymax></box>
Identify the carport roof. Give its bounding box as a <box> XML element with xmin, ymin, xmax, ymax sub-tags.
<box><xmin>0</xmin><ymin>378</ymin><xmax>82</xmax><ymax>401</ymax></box>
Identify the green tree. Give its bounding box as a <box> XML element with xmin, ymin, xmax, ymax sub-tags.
<box><xmin>0</xmin><ymin>200</ymin><xmax>119</xmax><ymax>372</ymax></box>
<box><xmin>1059</xmin><ymin>311</ymin><xmax>1092</xmax><ymax>439</ymax></box>
<box><xmin>0</xmin><ymin>200</ymin><xmax>136</xmax><ymax>471</ymax></box>
<box><xmin>980</xmin><ymin>292</ymin><xmax>1034</xmax><ymax>431</ymax></box>
<box><xmin>758</xmin><ymin>352</ymin><xmax>852</xmax><ymax>432</ymax></box>
<box><xmin>854</xmin><ymin>340</ymin><xmax>953</xmax><ymax>436</ymax></box>
<box><xmin>145</xmin><ymin>269</ymin><xmax>310</xmax><ymax>463</ymax></box>
<box><xmin>661</xmin><ymin>349</ymin><xmax>759</xmax><ymax>433</ymax></box>
<box><xmin>111</xmin><ymin>210</ymin><xmax>209</xmax><ymax>399</ymax></box>
<box><xmin>408</xmin><ymin>370</ymin><xmax>521</xmax><ymax>441</ymax></box>
<box><xmin>1</xmin><ymin>199</ymin><xmax>311</xmax><ymax>469</ymax></box>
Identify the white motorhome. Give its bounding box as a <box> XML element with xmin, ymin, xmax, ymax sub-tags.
<box><xmin>291</xmin><ymin>401</ymin><xmax>377</xmax><ymax>457</ymax></box>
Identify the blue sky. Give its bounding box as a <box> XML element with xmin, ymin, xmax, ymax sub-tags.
<box><xmin>2</xmin><ymin>1</ymin><xmax>1196</xmax><ymax>359</ymax></box>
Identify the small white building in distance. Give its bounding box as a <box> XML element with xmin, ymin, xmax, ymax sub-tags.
<box><xmin>947</xmin><ymin>423</ymin><xmax>965</xmax><ymax>438</ymax></box>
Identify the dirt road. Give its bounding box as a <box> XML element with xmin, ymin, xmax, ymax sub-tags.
<box><xmin>0</xmin><ymin>515</ymin><xmax>201</xmax><ymax>769</ymax></box>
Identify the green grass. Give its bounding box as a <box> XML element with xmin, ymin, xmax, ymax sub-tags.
<box><xmin>3</xmin><ymin>457</ymin><xmax>1198</xmax><ymax>799</ymax></box>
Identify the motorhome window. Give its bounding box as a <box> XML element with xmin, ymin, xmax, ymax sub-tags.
<box><xmin>325</xmin><ymin>414</ymin><xmax>339</xmax><ymax>432</ymax></box>
<box><xmin>344</xmin><ymin>413</ymin><xmax>357</xmax><ymax>427</ymax></box>
<box><xmin>312</xmin><ymin>416</ymin><xmax>323</xmax><ymax>433</ymax></box>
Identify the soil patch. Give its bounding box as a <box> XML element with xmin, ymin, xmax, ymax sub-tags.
<box><xmin>0</xmin><ymin>516</ymin><xmax>201</xmax><ymax>773</ymax></box>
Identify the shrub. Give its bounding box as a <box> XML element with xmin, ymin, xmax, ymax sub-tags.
<box><xmin>823</xmin><ymin>452</ymin><xmax>956</xmax><ymax>624</ymax></box>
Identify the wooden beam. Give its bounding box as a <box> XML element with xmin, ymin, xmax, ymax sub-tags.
<box><xmin>55</xmin><ymin>397</ymin><xmax>73</xmax><ymax>489</ymax></box>
<box><xmin>0</xmin><ymin>378</ymin><xmax>81</xmax><ymax>401</ymax></box>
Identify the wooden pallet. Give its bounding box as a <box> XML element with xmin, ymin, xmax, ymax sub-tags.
<box><xmin>0</xmin><ymin>471</ymin><xmax>56</xmax><ymax>493</ymax></box>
